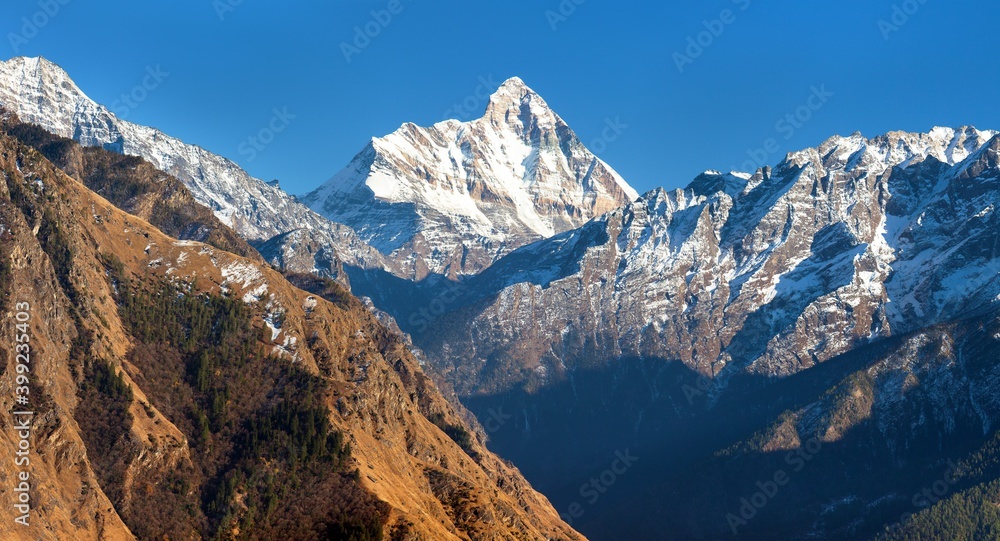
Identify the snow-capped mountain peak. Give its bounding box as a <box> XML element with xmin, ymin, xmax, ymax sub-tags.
<box><xmin>302</xmin><ymin>76</ymin><xmax>638</xmax><ymax>279</ymax></box>
<box><xmin>483</xmin><ymin>76</ymin><xmax>557</xmax><ymax>128</ymax></box>
<box><xmin>0</xmin><ymin>57</ymin><xmax>637</xmax><ymax>282</ymax></box>
<box><xmin>487</xmin><ymin>76</ymin><xmax>539</xmax><ymax>104</ymax></box>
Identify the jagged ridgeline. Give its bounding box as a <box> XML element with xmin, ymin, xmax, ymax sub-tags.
<box><xmin>9</xmin><ymin>54</ymin><xmax>999</xmax><ymax>540</ymax></box>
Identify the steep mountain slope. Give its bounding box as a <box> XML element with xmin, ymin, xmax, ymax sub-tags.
<box><xmin>0</xmin><ymin>130</ymin><xmax>582</xmax><ymax>539</ymax></box>
<box><xmin>879</xmin><ymin>443</ymin><xmax>1000</xmax><ymax>541</ymax></box>
<box><xmin>302</xmin><ymin>77</ymin><xmax>637</xmax><ymax>279</ymax></box>
<box><xmin>0</xmin><ymin>55</ymin><xmax>384</xmax><ymax>284</ymax></box>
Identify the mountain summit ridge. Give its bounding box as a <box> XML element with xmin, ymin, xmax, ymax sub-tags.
<box><xmin>0</xmin><ymin>124</ymin><xmax>586</xmax><ymax>540</ymax></box>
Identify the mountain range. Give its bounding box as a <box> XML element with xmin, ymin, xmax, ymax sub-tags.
<box><xmin>1</xmin><ymin>55</ymin><xmax>998</xmax><ymax>540</ymax></box>
<box><xmin>419</xmin><ymin>126</ymin><xmax>999</xmax><ymax>392</ymax></box>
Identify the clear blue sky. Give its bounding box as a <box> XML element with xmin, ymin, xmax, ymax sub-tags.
<box><xmin>5</xmin><ymin>0</ymin><xmax>999</xmax><ymax>195</ymax></box>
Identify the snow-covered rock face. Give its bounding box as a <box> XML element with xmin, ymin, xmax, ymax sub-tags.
<box><xmin>0</xmin><ymin>56</ymin><xmax>101</xmax><ymax>144</ymax></box>
<box><xmin>422</xmin><ymin>128</ymin><xmax>1000</xmax><ymax>393</ymax></box>
<box><xmin>301</xmin><ymin>76</ymin><xmax>638</xmax><ymax>279</ymax></box>
<box><xmin>0</xmin><ymin>56</ymin><xmax>387</xmax><ymax>283</ymax></box>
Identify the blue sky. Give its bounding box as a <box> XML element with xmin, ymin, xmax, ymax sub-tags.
<box><xmin>5</xmin><ymin>0</ymin><xmax>999</xmax><ymax>195</ymax></box>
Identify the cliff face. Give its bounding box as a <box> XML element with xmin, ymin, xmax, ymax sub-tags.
<box><xmin>0</xmin><ymin>131</ymin><xmax>582</xmax><ymax>540</ymax></box>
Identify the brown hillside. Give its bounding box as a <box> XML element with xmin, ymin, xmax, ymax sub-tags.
<box><xmin>0</xmin><ymin>130</ymin><xmax>582</xmax><ymax>540</ymax></box>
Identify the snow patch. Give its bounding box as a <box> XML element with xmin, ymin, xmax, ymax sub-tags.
<box><xmin>219</xmin><ymin>260</ymin><xmax>269</xmax><ymax>303</ymax></box>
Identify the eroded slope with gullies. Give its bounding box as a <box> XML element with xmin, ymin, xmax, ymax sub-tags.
<box><xmin>0</xmin><ymin>131</ymin><xmax>582</xmax><ymax>540</ymax></box>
